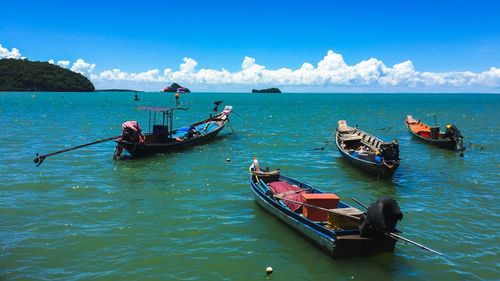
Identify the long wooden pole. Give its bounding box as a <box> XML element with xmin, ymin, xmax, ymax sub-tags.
<box><xmin>276</xmin><ymin>196</ymin><xmax>362</xmax><ymax>221</ymax></box>
<box><xmin>389</xmin><ymin>233</ymin><xmax>442</xmax><ymax>256</ymax></box>
<box><xmin>314</xmin><ymin>139</ymin><xmax>334</xmax><ymax>150</ymax></box>
<box><xmin>351</xmin><ymin>197</ymin><xmax>368</xmax><ymax>209</ymax></box>
<box><xmin>350</xmin><ymin>197</ymin><xmax>443</xmax><ymax>256</ymax></box>
<box><xmin>34</xmin><ymin>135</ymin><xmax>121</xmax><ymax>166</ymax></box>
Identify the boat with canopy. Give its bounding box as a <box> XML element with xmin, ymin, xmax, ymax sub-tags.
<box><xmin>34</xmin><ymin>101</ymin><xmax>232</xmax><ymax>165</ymax></box>
<box><xmin>114</xmin><ymin>103</ymin><xmax>232</xmax><ymax>158</ymax></box>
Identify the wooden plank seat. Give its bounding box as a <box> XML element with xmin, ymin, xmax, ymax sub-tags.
<box><xmin>343</xmin><ymin>135</ymin><xmax>362</xmax><ymax>142</ymax></box>
<box><xmin>327</xmin><ymin>207</ymin><xmax>364</xmax><ymax>230</ymax></box>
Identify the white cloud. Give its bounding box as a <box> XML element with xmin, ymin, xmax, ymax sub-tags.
<box><xmin>57</xmin><ymin>60</ymin><xmax>70</xmax><ymax>68</ymax></box>
<box><xmin>469</xmin><ymin>67</ymin><xmax>500</xmax><ymax>87</ymax></box>
<box><xmin>98</xmin><ymin>68</ymin><xmax>163</xmax><ymax>82</ymax></box>
<box><xmin>0</xmin><ymin>44</ymin><xmax>22</xmax><ymax>59</ymax></box>
<box><xmin>70</xmin><ymin>59</ymin><xmax>96</xmax><ymax>78</ymax></box>
<box><xmin>48</xmin><ymin>59</ymin><xmax>70</xmax><ymax>68</ymax></box>
<box><xmin>379</xmin><ymin>60</ymin><xmax>416</xmax><ymax>86</ymax></box>
<box><xmin>103</xmin><ymin>50</ymin><xmax>493</xmax><ymax>90</ymax></box>
<box><xmin>179</xmin><ymin>57</ymin><xmax>197</xmax><ymax>73</ymax></box>
<box><xmin>1</xmin><ymin>42</ymin><xmax>499</xmax><ymax>91</ymax></box>
<box><xmin>92</xmin><ymin>50</ymin><xmax>500</xmax><ymax>91</ymax></box>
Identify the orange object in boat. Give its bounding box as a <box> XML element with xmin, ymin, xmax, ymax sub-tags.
<box><xmin>301</xmin><ymin>193</ymin><xmax>339</xmax><ymax>221</ymax></box>
<box><xmin>406</xmin><ymin>115</ymin><xmax>431</xmax><ymax>134</ymax></box>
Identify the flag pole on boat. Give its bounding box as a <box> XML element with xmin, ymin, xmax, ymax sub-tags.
<box><xmin>212</xmin><ymin>101</ymin><xmax>223</xmax><ymax>113</ymax></box>
<box><xmin>426</xmin><ymin>113</ymin><xmax>437</xmax><ymax>126</ymax></box>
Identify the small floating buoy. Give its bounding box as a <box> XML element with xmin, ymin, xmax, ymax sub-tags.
<box><xmin>266</xmin><ymin>266</ymin><xmax>273</xmax><ymax>274</ymax></box>
<box><xmin>226</xmin><ymin>158</ymin><xmax>231</xmax><ymax>163</ymax></box>
<box><xmin>175</xmin><ymin>93</ymin><xmax>180</xmax><ymax>106</ymax></box>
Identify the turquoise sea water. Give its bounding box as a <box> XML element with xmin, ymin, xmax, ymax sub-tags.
<box><xmin>1</xmin><ymin>92</ymin><xmax>499</xmax><ymax>280</ymax></box>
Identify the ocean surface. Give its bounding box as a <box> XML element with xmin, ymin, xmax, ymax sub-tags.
<box><xmin>0</xmin><ymin>92</ymin><xmax>499</xmax><ymax>280</ymax></box>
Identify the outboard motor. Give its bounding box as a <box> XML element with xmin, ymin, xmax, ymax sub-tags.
<box><xmin>444</xmin><ymin>124</ymin><xmax>465</xmax><ymax>152</ymax></box>
<box><xmin>379</xmin><ymin>139</ymin><xmax>400</xmax><ymax>161</ymax></box>
<box><xmin>453</xmin><ymin>128</ymin><xmax>464</xmax><ymax>152</ymax></box>
<box><xmin>359</xmin><ymin>196</ymin><xmax>403</xmax><ymax>238</ymax></box>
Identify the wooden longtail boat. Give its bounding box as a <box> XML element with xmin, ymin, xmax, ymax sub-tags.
<box><xmin>335</xmin><ymin>120</ymin><xmax>400</xmax><ymax>178</ymax></box>
<box><xmin>405</xmin><ymin>115</ymin><xmax>464</xmax><ymax>151</ymax></box>
<box><xmin>249</xmin><ymin>161</ymin><xmax>403</xmax><ymax>258</ymax></box>
<box><xmin>115</xmin><ymin>105</ymin><xmax>232</xmax><ymax>158</ymax></box>
<box><xmin>33</xmin><ymin>103</ymin><xmax>233</xmax><ymax>165</ymax></box>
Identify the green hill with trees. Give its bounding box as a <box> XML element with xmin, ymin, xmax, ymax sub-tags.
<box><xmin>252</xmin><ymin>87</ymin><xmax>281</xmax><ymax>93</ymax></box>
<box><xmin>0</xmin><ymin>59</ymin><xmax>95</xmax><ymax>92</ymax></box>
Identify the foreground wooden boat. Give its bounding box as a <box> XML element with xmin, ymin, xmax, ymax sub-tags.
<box><xmin>405</xmin><ymin>115</ymin><xmax>464</xmax><ymax>152</ymax></box>
<box><xmin>335</xmin><ymin>120</ymin><xmax>400</xmax><ymax>178</ymax></box>
<box><xmin>114</xmin><ymin>105</ymin><xmax>232</xmax><ymax>158</ymax></box>
<box><xmin>249</xmin><ymin>161</ymin><xmax>404</xmax><ymax>258</ymax></box>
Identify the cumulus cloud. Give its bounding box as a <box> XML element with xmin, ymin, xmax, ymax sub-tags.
<box><xmin>1</xmin><ymin>42</ymin><xmax>499</xmax><ymax>90</ymax></box>
<box><xmin>70</xmin><ymin>59</ymin><xmax>96</xmax><ymax>78</ymax></box>
<box><xmin>469</xmin><ymin>67</ymin><xmax>500</xmax><ymax>87</ymax></box>
<box><xmin>98</xmin><ymin>68</ymin><xmax>163</xmax><ymax>82</ymax></box>
<box><xmin>57</xmin><ymin>60</ymin><xmax>70</xmax><ymax>68</ymax></box>
<box><xmin>101</xmin><ymin>50</ymin><xmax>493</xmax><ymax>90</ymax></box>
<box><xmin>0</xmin><ymin>44</ymin><xmax>22</xmax><ymax>59</ymax></box>
<box><xmin>48</xmin><ymin>59</ymin><xmax>70</xmax><ymax>68</ymax></box>
<box><xmin>179</xmin><ymin>57</ymin><xmax>197</xmax><ymax>73</ymax></box>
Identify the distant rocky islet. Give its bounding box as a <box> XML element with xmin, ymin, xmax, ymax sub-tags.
<box><xmin>161</xmin><ymin>83</ymin><xmax>191</xmax><ymax>93</ymax></box>
<box><xmin>252</xmin><ymin>87</ymin><xmax>281</xmax><ymax>93</ymax></box>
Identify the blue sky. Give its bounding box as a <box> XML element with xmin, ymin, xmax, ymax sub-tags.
<box><xmin>1</xmin><ymin>0</ymin><xmax>499</xmax><ymax>92</ymax></box>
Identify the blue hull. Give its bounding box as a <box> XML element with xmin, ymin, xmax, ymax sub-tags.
<box><xmin>250</xmin><ymin>175</ymin><xmax>396</xmax><ymax>258</ymax></box>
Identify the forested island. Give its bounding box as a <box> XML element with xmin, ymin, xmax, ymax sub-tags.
<box><xmin>0</xmin><ymin>59</ymin><xmax>95</xmax><ymax>92</ymax></box>
<box><xmin>252</xmin><ymin>88</ymin><xmax>281</xmax><ymax>93</ymax></box>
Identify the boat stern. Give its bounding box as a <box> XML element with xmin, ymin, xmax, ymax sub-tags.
<box><xmin>333</xmin><ymin>235</ymin><xmax>396</xmax><ymax>258</ymax></box>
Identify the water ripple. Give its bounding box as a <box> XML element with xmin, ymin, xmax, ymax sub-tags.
<box><xmin>1</xmin><ymin>92</ymin><xmax>499</xmax><ymax>280</ymax></box>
